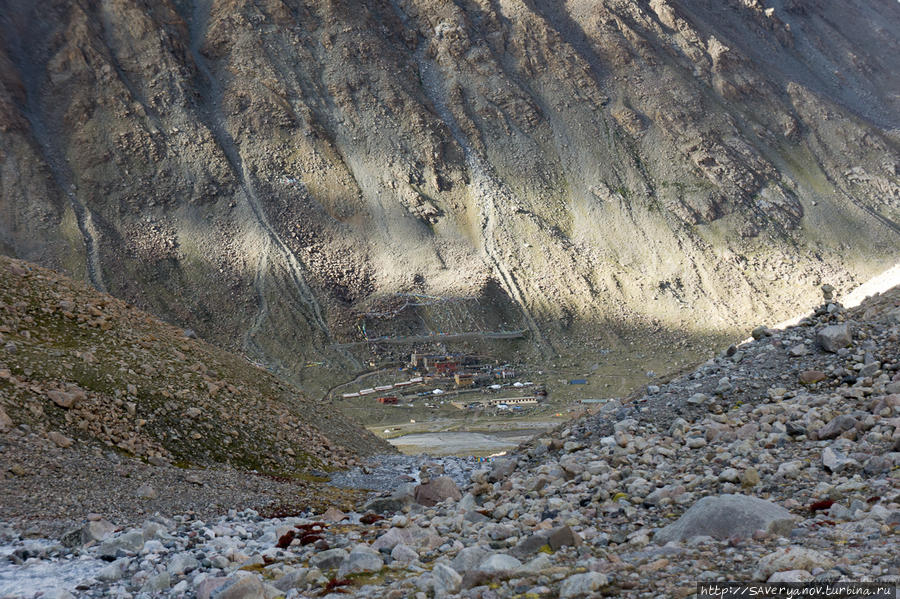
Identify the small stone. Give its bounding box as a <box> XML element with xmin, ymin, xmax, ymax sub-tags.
<box><xmin>822</xmin><ymin>447</ymin><xmax>859</xmax><ymax>473</ymax></box>
<box><xmin>432</xmin><ymin>563</ymin><xmax>462</xmax><ymax>596</ymax></box>
<box><xmin>740</xmin><ymin>469</ymin><xmax>758</xmax><ymax>489</ymax></box>
<box><xmin>99</xmin><ymin>530</ymin><xmax>144</xmax><ymax>557</ymax></box>
<box><xmin>559</xmin><ymin>572</ymin><xmax>609</xmax><ymax>598</ymax></box>
<box><xmin>768</xmin><ymin>570</ymin><xmax>813</xmax><ymax>583</ymax></box>
<box><xmin>273</xmin><ymin>569</ymin><xmax>308</xmax><ymax>592</ymax></box>
<box><xmin>478</xmin><ymin>553</ymin><xmax>522</xmax><ymax>573</ymax></box>
<box><xmin>450</xmin><ymin>546</ymin><xmax>490</xmax><ymax>573</ymax></box>
<box><xmin>719</xmin><ymin>468</ymin><xmax>740</xmax><ymax>483</ymax></box>
<box><xmin>817</xmin><ymin>415</ymin><xmax>857</xmax><ymax>440</ymax></box>
<box><xmin>321</xmin><ymin>507</ymin><xmax>347</xmax><ymax>522</ymax></box>
<box><xmin>489</xmin><ymin>458</ymin><xmax>517</xmax><ymax>482</ymax></box>
<box><xmin>48</xmin><ymin>431</ymin><xmax>73</xmax><ymax>448</ymax></box>
<box><xmin>310</xmin><ymin>548</ymin><xmax>348</xmax><ymax>570</ymax></box>
<box><xmin>135</xmin><ymin>483</ymin><xmax>158</xmax><ymax>500</ymax></box>
<box><xmin>548</xmin><ymin>525</ymin><xmax>582</xmax><ymax>550</ymax></box>
<box><xmin>210</xmin><ymin>577</ymin><xmax>265</xmax><ymax>599</ymax></box>
<box><xmin>338</xmin><ymin>545</ymin><xmax>384</xmax><ymax>577</ymax></box>
<box><xmin>789</xmin><ymin>344</ymin><xmax>808</xmax><ymax>357</ymax></box>
<box><xmin>141</xmin><ymin>572</ymin><xmax>171</xmax><ymax>593</ymax></box>
<box><xmin>167</xmin><ymin>552</ymin><xmax>200</xmax><ymax>575</ymax></box>
<box><xmin>46</xmin><ymin>390</ymin><xmax>76</xmax><ymax>409</ymax></box>
<box><xmin>97</xmin><ymin>558</ymin><xmax>129</xmax><ymax>582</ymax></box>
<box><xmin>799</xmin><ymin>370</ymin><xmax>827</xmax><ymax>385</ymax></box>
<box><xmin>0</xmin><ymin>406</ymin><xmax>13</xmax><ymax>431</ymax></box>
<box><xmin>390</xmin><ymin>544</ymin><xmax>418</xmax><ymax>563</ymax></box>
<box><xmin>754</xmin><ymin>546</ymin><xmax>833</xmax><ymax>581</ymax></box>
<box><xmin>195</xmin><ymin>576</ymin><xmax>226</xmax><ymax>599</ymax></box>
<box><xmin>751</xmin><ymin>326</ymin><xmax>770</xmax><ymax>340</ymax></box>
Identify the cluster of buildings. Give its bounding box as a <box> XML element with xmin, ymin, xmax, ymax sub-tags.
<box><xmin>408</xmin><ymin>353</ymin><xmax>517</xmax><ymax>388</ymax></box>
<box><xmin>338</xmin><ymin>353</ymin><xmax>545</xmax><ymax>411</ymax></box>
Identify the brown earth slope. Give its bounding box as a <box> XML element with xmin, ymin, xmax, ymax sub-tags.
<box><xmin>0</xmin><ymin>0</ymin><xmax>898</xmax><ymax>393</ymax></box>
<box><xmin>0</xmin><ymin>255</ymin><xmax>392</xmax><ymax>477</ymax></box>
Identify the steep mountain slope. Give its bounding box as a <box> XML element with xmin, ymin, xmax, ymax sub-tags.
<box><xmin>0</xmin><ymin>0</ymin><xmax>898</xmax><ymax>392</ymax></box>
<box><xmin>0</xmin><ymin>255</ymin><xmax>392</xmax><ymax>475</ymax></box>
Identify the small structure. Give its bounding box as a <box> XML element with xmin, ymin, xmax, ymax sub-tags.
<box><xmin>467</xmin><ymin>396</ymin><xmax>540</xmax><ymax>408</ymax></box>
<box><xmin>494</xmin><ymin>367</ymin><xmax>516</xmax><ymax>379</ymax></box>
<box><xmin>455</xmin><ymin>373</ymin><xmax>474</xmax><ymax>388</ymax></box>
<box><xmin>433</xmin><ymin>360</ymin><xmax>459</xmax><ymax>375</ymax></box>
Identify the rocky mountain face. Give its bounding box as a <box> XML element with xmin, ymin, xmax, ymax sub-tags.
<box><xmin>0</xmin><ymin>255</ymin><xmax>392</xmax><ymax>477</ymax></box>
<box><xmin>1</xmin><ymin>0</ymin><xmax>899</xmax><ymax>391</ymax></box>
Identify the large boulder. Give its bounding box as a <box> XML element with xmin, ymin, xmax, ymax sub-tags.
<box><xmin>489</xmin><ymin>458</ymin><xmax>518</xmax><ymax>482</ymax></box>
<box><xmin>654</xmin><ymin>494</ymin><xmax>796</xmax><ymax>544</ymax></box>
<box><xmin>363</xmin><ymin>483</ymin><xmax>416</xmax><ymax>513</ymax></box>
<box><xmin>450</xmin><ymin>546</ymin><xmax>491</xmax><ymax>573</ymax></box>
<box><xmin>371</xmin><ymin>524</ymin><xmax>442</xmax><ymax>552</ymax></box>
<box><xmin>338</xmin><ymin>545</ymin><xmax>384</xmax><ymax>577</ymax></box>
<box><xmin>432</xmin><ymin>563</ymin><xmax>462</xmax><ymax>596</ymax></box>
<box><xmin>61</xmin><ymin>519</ymin><xmax>116</xmax><ymax>548</ymax></box>
<box><xmin>414</xmin><ymin>476</ymin><xmax>462</xmax><ymax>506</ymax></box>
<box><xmin>817</xmin><ymin>324</ymin><xmax>852</xmax><ymax>352</ymax></box>
<box><xmin>98</xmin><ymin>530</ymin><xmax>145</xmax><ymax>558</ymax></box>
<box><xmin>309</xmin><ymin>548</ymin><xmax>348</xmax><ymax>570</ymax></box>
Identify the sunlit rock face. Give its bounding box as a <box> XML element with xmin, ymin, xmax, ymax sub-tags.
<box><xmin>1</xmin><ymin>0</ymin><xmax>899</xmax><ymax>392</ymax></box>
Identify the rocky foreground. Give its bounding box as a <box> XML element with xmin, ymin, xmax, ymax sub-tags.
<box><xmin>2</xmin><ymin>287</ymin><xmax>899</xmax><ymax>597</ymax></box>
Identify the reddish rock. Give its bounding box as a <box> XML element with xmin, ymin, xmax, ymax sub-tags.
<box><xmin>414</xmin><ymin>476</ymin><xmax>462</xmax><ymax>507</ymax></box>
<box><xmin>798</xmin><ymin>370</ymin><xmax>827</xmax><ymax>384</ymax></box>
